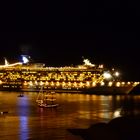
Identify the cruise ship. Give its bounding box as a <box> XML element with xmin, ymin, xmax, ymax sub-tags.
<box><xmin>0</xmin><ymin>56</ymin><xmax>138</xmax><ymax>94</ymax></box>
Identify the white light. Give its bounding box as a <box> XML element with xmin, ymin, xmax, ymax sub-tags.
<box><xmin>116</xmin><ymin>82</ymin><xmax>120</xmax><ymax>87</ymax></box>
<box><xmin>99</xmin><ymin>64</ymin><xmax>103</xmax><ymax>68</ymax></box>
<box><xmin>29</xmin><ymin>81</ymin><xmax>33</xmax><ymax>86</ymax></box>
<box><xmin>83</xmin><ymin>59</ymin><xmax>95</xmax><ymax>67</ymax></box>
<box><xmin>113</xmin><ymin>109</ymin><xmax>121</xmax><ymax>118</ymax></box>
<box><xmin>5</xmin><ymin>59</ymin><xmax>9</xmax><ymax>65</ymax></box>
<box><xmin>100</xmin><ymin>82</ymin><xmax>105</xmax><ymax>86</ymax></box>
<box><xmin>92</xmin><ymin>82</ymin><xmax>96</xmax><ymax>87</ymax></box>
<box><xmin>103</xmin><ymin>72</ymin><xmax>112</xmax><ymax>79</ymax></box>
<box><xmin>108</xmin><ymin>82</ymin><xmax>113</xmax><ymax>86</ymax></box>
<box><xmin>115</xmin><ymin>72</ymin><xmax>119</xmax><ymax>77</ymax></box>
<box><xmin>22</xmin><ymin>56</ymin><xmax>29</xmax><ymax>64</ymax></box>
<box><xmin>0</xmin><ymin>62</ymin><xmax>22</xmax><ymax>68</ymax></box>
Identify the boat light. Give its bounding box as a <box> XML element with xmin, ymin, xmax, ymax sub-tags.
<box><xmin>114</xmin><ymin>71</ymin><xmax>119</xmax><ymax>77</ymax></box>
<box><xmin>103</xmin><ymin>72</ymin><xmax>112</xmax><ymax>79</ymax></box>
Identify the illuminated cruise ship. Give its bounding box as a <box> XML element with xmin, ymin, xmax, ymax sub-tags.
<box><xmin>0</xmin><ymin>56</ymin><xmax>138</xmax><ymax>94</ymax></box>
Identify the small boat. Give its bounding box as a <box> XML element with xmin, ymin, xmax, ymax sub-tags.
<box><xmin>36</xmin><ymin>88</ymin><xmax>59</xmax><ymax>108</ymax></box>
<box><xmin>0</xmin><ymin>111</ymin><xmax>8</xmax><ymax>115</ymax></box>
<box><xmin>17</xmin><ymin>93</ymin><xmax>24</xmax><ymax>97</ymax></box>
<box><xmin>38</xmin><ymin>102</ymin><xmax>59</xmax><ymax>108</ymax></box>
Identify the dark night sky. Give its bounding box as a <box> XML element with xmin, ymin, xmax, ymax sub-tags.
<box><xmin>0</xmin><ymin>1</ymin><xmax>140</xmax><ymax>81</ymax></box>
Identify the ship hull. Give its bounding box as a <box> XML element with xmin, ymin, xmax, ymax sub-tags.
<box><xmin>81</xmin><ymin>86</ymin><xmax>134</xmax><ymax>95</ymax></box>
<box><xmin>0</xmin><ymin>85</ymin><xmax>134</xmax><ymax>95</ymax></box>
<box><xmin>21</xmin><ymin>86</ymin><xmax>134</xmax><ymax>95</ymax></box>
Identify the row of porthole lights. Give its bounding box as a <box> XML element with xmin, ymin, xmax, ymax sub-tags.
<box><xmin>23</xmin><ymin>81</ymin><xmax>97</xmax><ymax>87</ymax></box>
<box><xmin>22</xmin><ymin>81</ymin><xmax>138</xmax><ymax>87</ymax></box>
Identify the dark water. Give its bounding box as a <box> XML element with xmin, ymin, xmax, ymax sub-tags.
<box><xmin>0</xmin><ymin>92</ymin><xmax>140</xmax><ymax>140</ymax></box>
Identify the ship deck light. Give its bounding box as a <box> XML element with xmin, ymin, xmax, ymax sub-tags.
<box><xmin>114</xmin><ymin>71</ymin><xmax>120</xmax><ymax>77</ymax></box>
<box><xmin>103</xmin><ymin>72</ymin><xmax>112</xmax><ymax>79</ymax></box>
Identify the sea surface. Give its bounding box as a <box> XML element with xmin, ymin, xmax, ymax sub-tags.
<box><xmin>0</xmin><ymin>91</ymin><xmax>140</xmax><ymax>140</ymax></box>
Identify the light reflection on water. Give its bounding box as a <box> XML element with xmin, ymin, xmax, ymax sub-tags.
<box><xmin>0</xmin><ymin>92</ymin><xmax>140</xmax><ymax>140</ymax></box>
<box><xmin>19</xmin><ymin>116</ymin><xmax>29</xmax><ymax>140</ymax></box>
<box><xmin>17</xmin><ymin>96</ymin><xmax>29</xmax><ymax>140</ymax></box>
